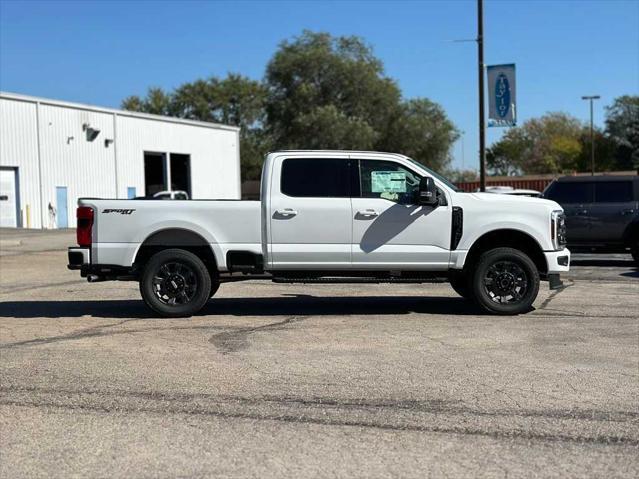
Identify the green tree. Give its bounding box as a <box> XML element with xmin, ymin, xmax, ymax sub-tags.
<box><xmin>122</xmin><ymin>87</ymin><xmax>173</xmax><ymax>116</ymax></box>
<box><xmin>382</xmin><ymin>98</ymin><xmax>459</xmax><ymax>170</ymax></box>
<box><xmin>265</xmin><ymin>31</ymin><xmax>457</xmax><ymax>172</ymax></box>
<box><xmin>265</xmin><ymin>31</ymin><xmax>399</xmax><ymax>148</ymax></box>
<box><xmin>486</xmin><ymin>127</ymin><xmax>531</xmax><ymax>176</ymax></box>
<box><xmin>605</xmin><ymin>95</ymin><xmax>639</xmax><ymax>170</ymax></box>
<box><xmin>290</xmin><ymin>105</ymin><xmax>378</xmax><ymax>150</ymax></box>
<box><xmin>575</xmin><ymin>128</ymin><xmax>617</xmax><ymax>172</ymax></box>
<box><xmin>171</xmin><ymin>74</ymin><xmax>266</xmax><ymax>128</ymax></box>
<box><xmin>487</xmin><ymin>112</ymin><xmax>585</xmax><ymax>175</ymax></box>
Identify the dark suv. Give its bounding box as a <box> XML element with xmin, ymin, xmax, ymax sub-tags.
<box><xmin>543</xmin><ymin>176</ymin><xmax>639</xmax><ymax>265</ymax></box>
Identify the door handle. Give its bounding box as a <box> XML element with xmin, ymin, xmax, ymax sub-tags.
<box><xmin>275</xmin><ymin>208</ymin><xmax>298</xmax><ymax>217</ymax></box>
<box><xmin>621</xmin><ymin>209</ymin><xmax>635</xmax><ymax>216</ymax></box>
<box><xmin>357</xmin><ymin>209</ymin><xmax>379</xmax><ymax>218</ymax></box>
<box><xmin>576</xmin><ymin>209</ymin><xmax>588</xmax><ymax>216</ymax></box>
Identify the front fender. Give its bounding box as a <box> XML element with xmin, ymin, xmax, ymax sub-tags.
<box><xmin>458</xmin><ymin>221</ymin><xmax>551</xmax><ymax>252</ymax></box>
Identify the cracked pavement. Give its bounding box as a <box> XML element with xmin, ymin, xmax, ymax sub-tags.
<box><xmin>0</xmin><ymin>230</ymin><xmax>638</xmax><ymax>478</ymax></box>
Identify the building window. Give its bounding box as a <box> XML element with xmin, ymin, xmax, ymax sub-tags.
<box><xmin>170</xmin><ymin>153</ymin><xmax>191</xmax><ymax>198</ymax></box>
<box><xmin>144</xmin><ymin>152</ymin><xmax>167</xmax><ymax>196</ymax></box>
<box><xmin>144</xmin><ymin>152</ymin><xmax>191</xmax><ymax>198</ymax></box>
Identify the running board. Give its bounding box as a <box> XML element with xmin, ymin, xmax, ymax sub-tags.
<box><xmin>272</xmin><ymin>276</ymin><xmax>449</xmax><ymax>284</ymax></box>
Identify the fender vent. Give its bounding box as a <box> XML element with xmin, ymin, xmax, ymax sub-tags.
<box><xmin>451</xmin><ymin>207</ymin><xmax>463</xmax><ymax>250</ymax></box>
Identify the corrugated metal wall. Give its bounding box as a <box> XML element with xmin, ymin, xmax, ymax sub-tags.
<box><xmin>117</xmin><ymin>115</ymin><xmax>240</xmax><ymax>200</ymax></box>
<box><xmin>0</xmin><ymin>94</ymin><xmax>240</xmax><ymax>229</ymax></box>
<box><xmin>0</xmin><ymin>99</ymin><xmax>41</xmax><ymax>227</ymax></box>
<box><xmin>39</xmin><ymin>104</ymin><xmax>117</xmax><ymax>228</ymax></box>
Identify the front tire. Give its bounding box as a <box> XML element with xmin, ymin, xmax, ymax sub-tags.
<box><xmin>471</xmin><ymin>247</ymin><xmax>540</xmax><ymax>315</ymax></box>
<box><xmin>140</xmin><ymin>249</ymin><xmax>211</xmax><ymax>317</ymax></box>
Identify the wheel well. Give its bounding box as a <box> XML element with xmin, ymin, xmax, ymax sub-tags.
<box><xmin>464</xmin><ymin>229</ymin><xmax>547</xmax><ymax>274</ymax></box>
<box><xmin>134</xmin><ymin>229</ymin><xmax>218</xmax><ymax>277</ymax></box>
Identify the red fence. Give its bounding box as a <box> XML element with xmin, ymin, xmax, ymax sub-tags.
<box><xmin>456</xmin><ymin>178</ymin><xmax>553</xmax><ymax>193</ymax></box>
<box><xmin>456</xmin><ymin>171</ymin><xmax>638</xmax><ymax>193</ymax></box>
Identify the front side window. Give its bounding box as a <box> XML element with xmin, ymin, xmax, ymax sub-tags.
<box><xmin>280</xmin><ymin>159</ymin><xmax>351</xmax><ymax>197</ymax></box>
<box><xmin>359</xmin><ymin>160</ymin><xmax>422</xmax><ymax>204</ymax></box>
<box><xmin>545</xmin><ymin>182</ymin><xmax>593</xmax><ymax>204</ymax></box>
<box><xmin>594</xmin><ymin>181</ymin><xmax>633</xmax><ymax>203</ymax></box>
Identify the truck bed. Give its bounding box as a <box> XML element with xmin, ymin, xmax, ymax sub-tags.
<box><xmin>79</xmin><ymin>198</ymin><xmax>262</xmax><ymax>268</ymax></box>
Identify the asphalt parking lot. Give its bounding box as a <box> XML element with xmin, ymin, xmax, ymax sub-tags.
<box><xmin>1</xmin><ymin>229</ymin><xmax>638</xmax><ymax>478</ymax></box>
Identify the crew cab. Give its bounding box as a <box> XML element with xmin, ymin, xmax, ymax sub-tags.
<box><xmin>68</xmin><ymin>151</ymin><xmax>570</xmax><ymax>317</ymax></box>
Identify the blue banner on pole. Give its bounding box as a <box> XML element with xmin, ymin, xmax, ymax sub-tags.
<box><xmin>487</xmin><ymin>64</ymin><xmax>516</xmax><ymax>127</ymax></box>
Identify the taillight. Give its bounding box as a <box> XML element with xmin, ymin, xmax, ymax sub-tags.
<box><xmin>77</xmin><ymin>206</ymin><xmax>94</xmax><ymax>247</ymax></box>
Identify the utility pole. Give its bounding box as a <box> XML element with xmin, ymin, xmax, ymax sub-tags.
<box><xmin>461</xmin><ymin>130</ymin><xmax>465</xmax><ymax>170</ymax></box>
<box><xmin>477</xmin><ymin>0</ymin><xmax>486</xmax><ymax>191</ymax></box>
<box><xmin>581</xmin><ymin>95</ymin><xmax>600</xmax><ymax>176</ymax></box>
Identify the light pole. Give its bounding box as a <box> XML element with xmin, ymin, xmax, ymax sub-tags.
<box><xmin>581</xmin><ymin>95</ymin><xmax>600</xmax><ymax>176</ymax></box>
<box><xmin>461</xmin><ymin>130</ymin><xmax>465</xmax><ymax>170</ymax></box>
<box><xmin>448</xmin><ymin>0</ymin><xmax>485</xmax><ymax>187</ymax></box>
<box><xmin>477</xmin><ymin>0</ymin><xmax>486</xmax><ymax>191</ymax></box>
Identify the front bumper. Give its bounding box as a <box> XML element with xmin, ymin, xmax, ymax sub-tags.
<box><xmin>67</xmin><ymin>247</ymin><xmax>90</xmax><ymax>270</ymax></box>
<box><xmin>544</xmin><ymin>248</ymin><xmax>570</xmax><ymax>291</ymax></box>
<box><xmin>544</xmin><ymin>248</ymin><xmax>571</xmax><ymax>274</ymax></box>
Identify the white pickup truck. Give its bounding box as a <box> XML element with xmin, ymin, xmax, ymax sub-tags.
<box><xmin>68</xmin><ymin>150</ymin><xmax>570</xmax><ymax>317</ymax></box>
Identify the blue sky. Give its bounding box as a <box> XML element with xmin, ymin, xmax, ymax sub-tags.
<box><xmin>1</xmin><ymin>0</ymin><xmax>637</xmax><ymax>170</ymax></box>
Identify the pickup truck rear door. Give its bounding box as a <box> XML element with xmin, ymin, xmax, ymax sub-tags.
<box><xmin>350</xmin><ymin>159</ymin><xmax>451</xmax><ymax>270</ymax></box>
<box><xmin>268</xmin><ymin>157</ymin><xmax>353</xmax><ymax>270</ymax></box>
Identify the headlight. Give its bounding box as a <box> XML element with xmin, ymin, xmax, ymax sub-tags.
<box><xmin>551</xmin><ymin>210</ymin><xmax>567</xmax><ymax>250</ymax></box>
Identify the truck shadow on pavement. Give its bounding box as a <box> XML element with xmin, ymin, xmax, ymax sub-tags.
<box><xmin>571</xmin><ymin>258</ymin><xmax>635</xmax><ymax>267</ymax></box>
<box><xmin>0</xmin><ymin>295</ymin><xmax>482</xmax><ymax>319</ymax></box>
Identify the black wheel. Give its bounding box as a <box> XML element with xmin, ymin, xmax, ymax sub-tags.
<box><xmin>449</xmin><ymin>272</ymin><xmax>472</xmax><ymax>300</ymax></box>
<box><xmin>139</xmin><ymin>249</ymin><xmax>211</xmax><ymax>317</ymax></box>
<box><xmin>632</xmin><ymin>242</ymin><xmax>639</xmax><ymax>266</ymax></box>
<box><xmin>471</xmin><ymin>247</ymin><xmax>540</xmax><ymax>315</ymax></box>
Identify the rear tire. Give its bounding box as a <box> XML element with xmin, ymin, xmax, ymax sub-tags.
<box><xmin>140</xmin><ymin>248</ymin><xmax>211</xmax><ymax>317</ymax></box>
<box><xmin>471</xmin><ymin>247</ymin><xmax>540</xmax><ymax>315</ymax></box>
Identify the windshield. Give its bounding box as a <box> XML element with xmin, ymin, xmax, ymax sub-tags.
<box><xmin>405</xmin><ymin>157</ymin><xmax>463</xmax><ymax>192</ymax></box>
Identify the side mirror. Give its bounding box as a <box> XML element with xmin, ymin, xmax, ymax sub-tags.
<box><xmin>418</xmin><ymin>177</ymin><xmax>438</xmax><ymax>206</ymax></box>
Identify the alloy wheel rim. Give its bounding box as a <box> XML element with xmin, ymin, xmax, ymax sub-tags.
<box><xmin>152</xmin><ymin>261</ymin><xmax>198</xmax><ymax>305</ymax></box>
<box><xmin>483</xmin><ymin>260</ymin><xmax>528</xmax><ymax>304</ymax></box>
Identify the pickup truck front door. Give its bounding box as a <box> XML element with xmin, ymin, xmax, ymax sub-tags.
<box><xmin>350</xmin><ymin>159</ymin><xmax>451</xmax><ymax>270</ymax></box>
<box><xmin>269</xmin><ymin>158</ymin><xmax>353</xmax><ymax>270</ymax></box>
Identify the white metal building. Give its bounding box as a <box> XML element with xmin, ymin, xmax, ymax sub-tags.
<box><xmin>0</xmin><ymin>92</ymin><xmax>241</xmax><ymax>229</ymax></box>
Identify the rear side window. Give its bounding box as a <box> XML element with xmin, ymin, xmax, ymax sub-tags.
<box><xmin>594</xmin><ymin>181</ymin><xmax>633</xmax><ymax>203</ymax></box>
<box><xmin>545</xmin><ymin>182</ymin><xmax>593</xmax><ymax>204</ymax></box>
<box><xmin>281</xmin><ymin>159</ymin><xmax>350</xmax><ymax>197</ymax></box>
